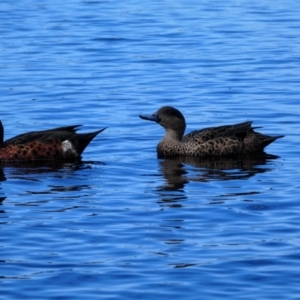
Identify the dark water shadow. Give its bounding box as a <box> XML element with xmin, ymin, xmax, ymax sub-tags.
<box><xmin>158</xmin><ymin>153</ymin><xmax>280</xmax><ymax>192</ymax></box>
<box><xmin>0</xmin><ymin>159</ymin><xmax>105</xmax><ymax>175</ymax></box>
<box><xmin>0</xmin><ymin>160</ymin><xmax>106</xmax><ymax>204</ymax></box>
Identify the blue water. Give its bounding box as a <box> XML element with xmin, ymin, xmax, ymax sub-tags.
<box><xmin>1</xmin><ymin>0</ymin><xmax>300</xmax><ymax>299</ymax></box>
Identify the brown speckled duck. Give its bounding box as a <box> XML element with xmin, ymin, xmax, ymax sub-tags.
<box><xmin>139</xmin><ymin>106</ymin><xmax>284</xmax><ymax>158</ymax></box>
<box><xmin>0</xmin><ymin>122</ymin><xmax>106</xmax><ymax>161</ymax></box>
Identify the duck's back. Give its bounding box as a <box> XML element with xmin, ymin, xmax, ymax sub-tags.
<box><xmin>3</xmin><ymin>125</ymin><xmax>81</xmax><ymax>146</ymax></box>
<box><xmin>182</xmin><ymin>121</ymin><xmax>252</xmax><ymax>143</ymax></box>
<box><xmin>178</xmin><ymin>121</ymin><xmax>283</xmax><ymax>157</ymax></box>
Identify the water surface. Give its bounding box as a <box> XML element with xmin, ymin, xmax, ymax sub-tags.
<box><xmin>0</xmin><ymin>0</ymin><xmax>299</xmax><ymax>299</ymax></box>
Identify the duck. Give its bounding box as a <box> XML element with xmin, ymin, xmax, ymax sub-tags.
<box><xmin>139</xmin><ymin>106</ymin><xmax>284</xmax><ymax>158</ymax></box>
<box><xmin>0</xmin><ymin>121</ymin><xmax>106</xmax><ymax>161</ymax></box>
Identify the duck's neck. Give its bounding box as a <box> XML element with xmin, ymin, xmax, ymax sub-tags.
<box><xmin>164</xmin><ymin>128</ymin><xmax>184</xmax><ymax>141</ymax></box>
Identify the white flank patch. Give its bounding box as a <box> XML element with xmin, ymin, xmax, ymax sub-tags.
<box><xmin>61</xmin><ymin>140</ymin><xmax>76</xmax><ymax>156</ymax></box>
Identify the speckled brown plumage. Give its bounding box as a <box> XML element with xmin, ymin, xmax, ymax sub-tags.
<box><xmin>0</xmin><ymin>122</ymin><xmax>106</xmax><ymax>161</ymax></box>
<box><xmin>139</xmin><ymin>106</ymin><xmax>284</xmax><ymax>158</ymax></box>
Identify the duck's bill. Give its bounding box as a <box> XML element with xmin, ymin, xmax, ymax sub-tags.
<box><xmin>139</xmin><ymin>114</ymin><xmax>158</xmax><ymax>122</ymax></box>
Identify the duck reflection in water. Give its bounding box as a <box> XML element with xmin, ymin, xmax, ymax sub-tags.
<box><xmin>158</xmin><ymin>154</ymin><xmax>280</xmax><ymax>192</ymax></box>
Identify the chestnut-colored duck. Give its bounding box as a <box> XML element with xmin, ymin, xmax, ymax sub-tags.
<box><xmin>140</xmin><ymin>106</ymin><xmax>284</xmax><ymax>158</ymax></box>
<box><xmin>0</xmin><ymin>121</ymin><xmax>106</xmax><ymax>161</ymax></box>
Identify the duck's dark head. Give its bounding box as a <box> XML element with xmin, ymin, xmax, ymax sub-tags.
<box><xmin>139</xmin><ymin>106</ymin><xmax>186</xmax><ymax>140</ymax></box>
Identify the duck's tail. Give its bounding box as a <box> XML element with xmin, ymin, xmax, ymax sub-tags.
<box><xmin>261</xmin><ymin>134</ymin><xmax>284</xmax><ymax>148</ymax></box>
<box><xmin>243</xmin><ymin>129</ymin><xmax>284</xmax><ymax>153</ymax></box>
<box><xmin>71</xmin><ymin>127</ymin><xmax>107</xmax><ymax>155</ymax></box>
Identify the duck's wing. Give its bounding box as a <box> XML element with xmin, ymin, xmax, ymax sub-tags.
<box><xmin>4</xmin><ymin>125</ymin><xmax>82</xmax><ymax>146</ymax></box>
<box><xmin>188</xmin><ymin>130</ymin><xmax>284</xmax><ymax>156</ymax></box>
<box><xmin>183</xmin><ymin>121</ymin><xmax>252</xmax><ymax>143</ymax></box>
<box><xmin>183</xmin><ymin>136</ymin><xmax>244</xmax><ymax>157</ymax></box>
